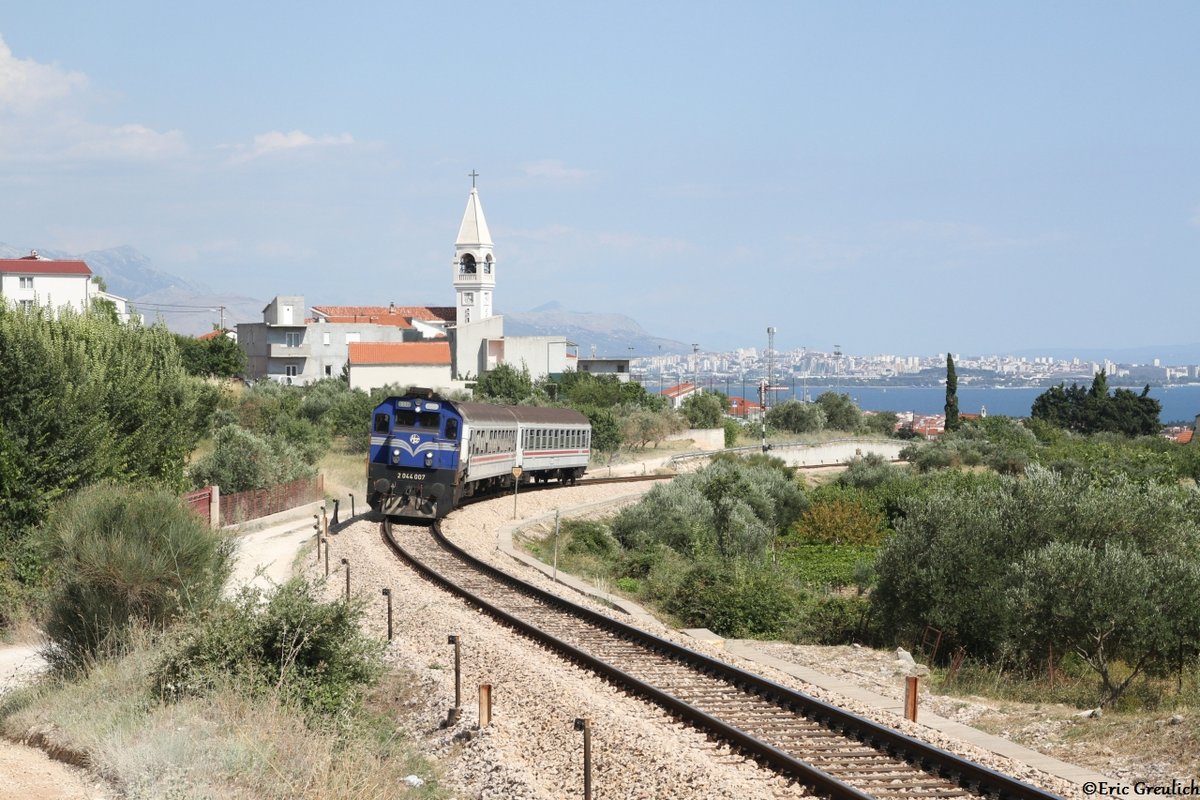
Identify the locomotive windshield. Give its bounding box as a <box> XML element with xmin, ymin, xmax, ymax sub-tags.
<box><xmin>392</xmin><ymin>409</ymin><xmax>443</xmax><ymax>430</ymax></box>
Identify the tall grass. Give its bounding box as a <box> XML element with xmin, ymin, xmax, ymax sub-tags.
<box><xmin>35</xmin><ymin>482</ymin><xmax>235</xmax><ymax>672</ymax></box>
<box><xmin>0</xmin><ymin>628</ymin><xmax>442</xmax><ymax>799</ymax></box>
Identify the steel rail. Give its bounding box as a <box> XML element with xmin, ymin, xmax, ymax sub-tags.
<box><xmin>382</xmin><ymin>519</ymin><xmax>1065</xmax><ymax>800</ymax></box>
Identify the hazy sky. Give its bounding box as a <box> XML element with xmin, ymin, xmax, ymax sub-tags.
<box><xmin>2</xmin><ymin>2</ymin><xmax>1197</xmax><ymax>355</ymax></box>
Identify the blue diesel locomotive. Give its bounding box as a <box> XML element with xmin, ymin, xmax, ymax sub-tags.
<box><xmin>367</xmin><ymin>389</ymin><xmax>592</xmax><ymax>519</ymax></box>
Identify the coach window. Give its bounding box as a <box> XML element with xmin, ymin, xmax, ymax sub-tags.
<box><xmin>445</xmin><ymin>419</ymin><xmax>459</xmax><ymax>440</ymax></box>
<box><xmin>374</xmin><ymin>413</ymin><xmax>390</xmax><ymax>434</ymax></box>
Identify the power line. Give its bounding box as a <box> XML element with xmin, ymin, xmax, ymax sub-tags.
<box><xmin>131</xmin><ymin>302</ymin><xmax>221</xmax><ymax>312</ymax></box>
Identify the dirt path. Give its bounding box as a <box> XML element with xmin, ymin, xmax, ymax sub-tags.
<box><xmin>0</xmin><ymin>739</ymin><xmax>111</xmax><ymax>800</ymax></box>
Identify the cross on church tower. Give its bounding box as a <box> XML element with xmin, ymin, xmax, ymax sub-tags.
<box><xmin>468</xmin><ymin>169</ymin><xmax>479</xmax><ymax>188</ymax></box>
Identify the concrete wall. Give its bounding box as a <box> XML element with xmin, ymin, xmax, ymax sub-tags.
<box><xmin>667</xmin><ymin>428</ymin><xmax>726</xmax><ymax>450</ymax></box>
<box><xmin>502</xmin><ymin>335</ymin><xmax>571</xmax><ymax>379</ymax></box>
<box><xmin>772</xmin><ymin>440</ymin><xmax>907</xmax><ymax>467</ymax></box>
<box><xmin>452</xmin><ymin>315</ymin><xmax>504</xmax><ymax>379</ymax></box>
<box><xmin>350</xmin><ymin>363</ymin><xmax>459</xmax><ymax>393</ymax></box>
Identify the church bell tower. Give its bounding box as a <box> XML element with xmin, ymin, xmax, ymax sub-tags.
<box><xmin>452</xmin><ymin>172</ymin><xmax>495</xmax><ymax>327</ymax></box>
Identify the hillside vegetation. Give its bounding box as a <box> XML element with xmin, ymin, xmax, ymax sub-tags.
<box><xmin>533</xmin><ymin>415</ymin><xmax>1200</xmax><ymax>711</ymax></box>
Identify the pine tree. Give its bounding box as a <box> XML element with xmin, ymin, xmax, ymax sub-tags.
<box><xmin>944</xmin><ymin>353</ymin><xmax>961</xmax><ymax>431</ymax></box>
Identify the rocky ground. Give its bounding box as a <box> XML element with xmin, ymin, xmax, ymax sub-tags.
<box><xmin>304</xmin><ymin>483</ymin><xmax>1083</xmax><ymax>799</ymax></box>
<box><xmin>749</xmin><ymin>642</ymin><xmax>1196</xmax><ymax>789</ymax></box>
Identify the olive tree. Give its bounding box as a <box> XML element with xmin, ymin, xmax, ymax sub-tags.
<box><xmin>767</xmin><ymin>399</ymin><xmax>826</xmax><ymax>434</ymax></box>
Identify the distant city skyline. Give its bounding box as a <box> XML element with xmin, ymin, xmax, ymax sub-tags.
<box><xmin>2</xmin><ymin>3</ymin><xmax>1198</xmax><ymax>354</ymax></box>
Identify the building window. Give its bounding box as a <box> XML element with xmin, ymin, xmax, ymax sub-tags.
<box><xmin>324</xmin><ymin>365</ymin><xmax>332</xmax><ymax>377</ymax></box>
<box><xmin>323</xmin><ymin>332</ymin><xmax>330</xmax><ymax>345</ymax></box>
<box><xmin>462</xmin><ymin>292</ymin><xmax>474</xmax><ymax>305</ymax></box>
<box><xmin>19</xmin><ymin>277</ymin><xmax>33</xmax><ymax>289</ymax></box>
<box><xmin>285</xmin><ymin>365</ymin><xmax>298</xmax><ymax>377</ymax></box>
<box><xmin>617</xmin><ymin>364</ymin><xmax>627</xmax><ymax>373</ymax></box>
<box><xmin>285</xmin><ymin>332</ymin><xmax>302</xmax><ymax>347</ymax></box>
<box><xmin>18</xmin><ymin>300</ymin><xmax>34</xmax><ymax>311</ymax></box>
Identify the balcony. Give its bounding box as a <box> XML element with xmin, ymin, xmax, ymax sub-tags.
<box><xmin>270</xmin><ymin>343</ymin><xmax>310</xmax><ymax>358</ymax></box>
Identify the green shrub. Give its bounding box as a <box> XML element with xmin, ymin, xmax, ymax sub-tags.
<box><xmin>613</xmin><ymin>458</ymin><xmax>806</xmax><ymax>561</ymax></box>
<box><xmin>189</xmin><ymin>424</ymin><xmax>315</xmax><ymax>493</ymax></box>
<box><xmin>35</xmin><ymin>483</ymin><xmax>234</xmax><ymax>671</ymax></box>
<box><xmin>766</xmin><ymin>399</ymin><xmax>826</xmax><ymax>434</ymax></box>
<box><xmin>871</xmin><ymin>466</ymin><xmax>1200</xmax><ymax>705</ymax></box>
<box><xmin>155</xmin><ymin>577</ymin><xmax>384</xmax><ymax>718</ymax></box>
<box><xmin>837</xmin><ymin>453</ymin><xmax>900</xmax><ymax>490</ymax></box>
<box><xmin>0</xmin><ymin>562</ymin><xmax>26</xmax><ymax>631</ymax></box>
<box><xmin>792</xmin><ymin>595</ymin><xmax>876</xmax><ymax>645</ymax></box>
<box><xmin>615</xmin><ymin>576</ymin><xmax>640</xmax><ymax>594</ymax></box>
<box><xmin>786</xmin><ymin>489</ymin><xmax>886</xmax><ymax>546</ymax></box>
<box><xmin>722</xmin><ymin>417</ymin><xmax>741</xmax><ymax>448</ymax></box>
<box><xmin>780</xmin><ymin>543</ymin><xmax>880</xmax><ymax>590</ymax></box>
<box><xmin>666</xmin><ymin>562</ymin><xmax>802</xmax><ymax>637</ymax></box>
<box><xmin>268</xmin><ymin>415</ymin><xmax>330</xmax><ymax>466</ymax></box>
<box><xmin>563</xmin><ymin>520</ymin><xmax>618</xmax><ymax>557</ymax></box>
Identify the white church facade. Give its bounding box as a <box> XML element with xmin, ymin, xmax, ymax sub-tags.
<box><xmin>238</xmin><ymin>180</ymin><xmax>576</xmax><ymax>392</ymax></box>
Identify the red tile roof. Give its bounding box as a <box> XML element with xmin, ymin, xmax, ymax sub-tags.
<box><xmin>348</xmin><ymin>341</ymin><xmax>451</xmax><ymax>366</ymax></box>
<box><xmin>661</xmin><ymin>382</ymin><xmax>697</xmax><ymax>398</ymax></box>
<box><xmin>311</xmin><ymin>305</ymin><xmax>455</xmax><ymax>328</ymax></box>
<box><xmin>0</xmin><ymin>259</ymin><xmax>92</xmax><ymax>276</ymax></box>
<box><xmin>196</xmin><ymin>329</ymin><xmax>230</xmax><ymax>341</ymax></box>
<box><xmin>728</xmin><ymin>397</ymin><xmax>763</xmax><ymax>415</ymax></box>
<box><xmin>1177</xmin><ymin>429</ymin><xmax>1194</xmax><ymax>445</ymax></box>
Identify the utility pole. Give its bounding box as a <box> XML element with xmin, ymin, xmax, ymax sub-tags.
<box><xmin>801</xmin><ymin>346</ymin><xmax>809</xmax><ymax>402</ymax></box>
<box><xmin>764</xmin><ymin>328</ymin><xmax>776</xmax><ymax>452</ymax></box>
<box><xmin>834</xmin><ymin>343</ymin><xmax>843</xmax><ymax>393</ymax></box>
<box><xmin>691</xmin><ymin>343</ymin><xmax>699</xmax><ymax>393</ymax></box>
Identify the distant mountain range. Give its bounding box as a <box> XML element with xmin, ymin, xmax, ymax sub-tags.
<box><xmin>9</xmin><ymin>242</ymin><xmax>1196</xmax><ymax>363</ymax></box>
<box><xmin>0</xmin><ymin>243</ymin><xmax>691</xmax><ymax>351</ymax></box>
<box><xmin>505</xmin><ymin>302</ymin><xmax>691</xmax><ymax>356</ymax></box>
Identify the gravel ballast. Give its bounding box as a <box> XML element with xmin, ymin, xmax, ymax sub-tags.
<box><xmin>313</xmin><ymin>482</ymin><xmax>1083</xmax><ymax>799</ymax></box>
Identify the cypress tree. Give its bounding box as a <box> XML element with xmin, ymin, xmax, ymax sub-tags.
<box><xmin>944</xmin><ymin>352</ymin><xmax>961</xmax><ymax>431</ymax></box>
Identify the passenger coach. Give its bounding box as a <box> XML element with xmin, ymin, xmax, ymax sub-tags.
<box><xmin>367</xmin><ymin>390</ymin><xmax>591</xmax><ymax>519</ymax></box>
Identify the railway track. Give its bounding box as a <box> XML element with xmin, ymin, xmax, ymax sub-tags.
<box><xmin>381</xmin><ymin>519</ymin><xmax>1065</xmax><ymax>800</ymax></box>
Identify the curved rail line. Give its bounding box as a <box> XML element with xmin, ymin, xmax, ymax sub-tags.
<box><xmin>381</xmin><ymin>519</ymin><xmax>1064</xmax><ymax>800</ymax></box>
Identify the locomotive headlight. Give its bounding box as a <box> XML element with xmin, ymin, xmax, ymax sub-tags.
<box><xmin>424</xmin><ymin>452</ymin><xmax>433</xmax><ymax>466</ymax></box>
<box><xmin>392</xmin><ymin>447</ymin><xmax>401</xmax><ymax>463</ymax></box>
